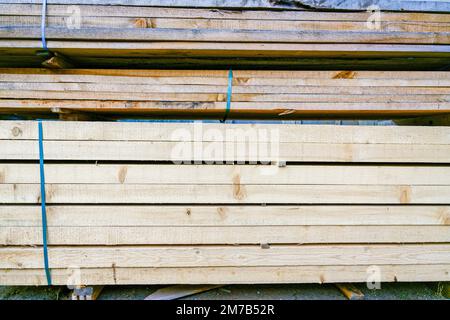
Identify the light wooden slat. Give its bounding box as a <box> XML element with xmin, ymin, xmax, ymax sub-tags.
<box><xmin>3</xmin><ymin>75</ymin><xmax>450</xmax><ymax>86</ymax></box>
<box><xmin>3</xmin><ymin>27</ymin><xmax>450</xmax><ymax>45</ymax></box>
<box><xmin>1</xmin><ymin>184</ymin><xmax>449</xmax><ymax>204</ymax></box>
<box><xmin>1</xmin><ymin>0</ymin><xmax>449</xmax><ymax>13</ymax></box>
<box><xmin>2</xmin><ymin>205</ymin><xmax>449</xmax><ymax>227</ymax></box>
<box><xmin>0</xmin><ymin>93</ymin><xmax>448</xmax><ymax>104</ymax></box>
<box><xmin>2</xmin><ymin>164</ymin><xmax>450</xmax><ymax>185</ymax></box>
<box><xmin>2</xmin><ymin>140</ymin><xmax>449</xmax><ymax>163</ymax></box>
<box><xmin>3</xmin><ymin>78</ymin><xmax>450</xmax><ymax>88</ymax></box>
<box><xmin>2</xmin><ymin>68</ymin><xmax>449</xmax><ymax>80</ymax></box>
<box><xmin>1</xmin><ymin>244</ymin><xmax>449</xmax><ymax>268</ymax></box>
<box><xmin>2</xmin><ymin>4</ymin><xmax>449</xmax><ymax>22</ymax></box>
<box><xmin>3</xmin><ymin>86</ymin><xmax>448</xmax><ymax>96</ymax></box>
<box><xmin>1</xmin><ymin>96</ymin><xmax>448</xmax><ymax>118</ymax></box>
<box><xmin>3</xmin><ymin>16</ymin><xmax>450</xmax><ymax>33</ymax></box>
<box><xmin>2</xmin><ymin>121</ymin><xmax>450</xmax><ymax>144</ymax></box>
<box><xmin>3</xmin><ymin>0</ymin><xmax>449</xmax><ymax>12</ymax></box>
<box><xmin>2</xmin><ymin>265</ymin><xmax>449</xmax><ymax>286</ymax></box>
<box><xmin>2</xmin><ymin>226</ymin><xmax>449</xmax><ymax>245</ymax></box>
<box><xmin>3</xmin><ymin>88</ymin><xmax>449</xmax><ymax>100</ymax></box>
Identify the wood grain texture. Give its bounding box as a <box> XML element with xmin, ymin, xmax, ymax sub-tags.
<box><xmin>2</xmin><ymin>120</ymin><xmax>449</xmax><ymax>144</ymax></box>
<box><xmin>3</xmin><ymin>265</ymin><xmax>450</xmax><ymax>286</ymax></box>
<box><xmin>1</xmin><ymin>1</ymin><xmax>449</xmax><ymax>12</ymax></box>
<box><xmin>2</xmin><ymin>164</ymin><xmax>450</xmax><ymax>185</ymax></box>
<box><xmin>2</xmin><ymin>244</ymin><xmax>449</xmax><ymax>269</ymax></box>
<box><xmin>2</xmin><ymin>205</ymin><xmax>449</xmax><ymax>227</ymax></box>
<box><xmin>1</xmin><ymin>4</ymin><xmax>449</xmax><ymax>69</ymax></box>
<box><xmin>2</xmin><ymin>225</ymin><xmax>450</xmax><ymax>245</ymax></box>
<box><xmin>1</xmin><ymin>69</ymin><xmax>449</xmax><ymax>119</ymax></box>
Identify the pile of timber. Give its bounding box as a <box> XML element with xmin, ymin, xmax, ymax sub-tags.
<box><xmin>1</xmin><ymin>120</ymin><xmax>450</xmax><ymax>285</ymax></box>
<box><xmin>1</xmin><ymin>3</ymin><xmax>450</xmax><ymax>69</ymax></box>
<box><xmin>1</xmin><ymin>68</ymin><xmax>450</xmax><ymax>120</ymax></box>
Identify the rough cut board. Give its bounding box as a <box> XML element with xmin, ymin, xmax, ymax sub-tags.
<box><xmin>2</xmin><ymin>205</ymin><xmax>449</xmax><ymax>226</ymax></box>
<box><xmin>3</xmin><ymin>265</ymin><xmax>450</xmax><ymax>286</ymax></box>
<box><xmin>2</xmin><ymin>245</ymin><xmax>450</xmax><ymax>269</ymax></box>
<box><xmin>1</xmin><ymin>0</ymin><xmax>449</xmax><ymax>12</ymax></box>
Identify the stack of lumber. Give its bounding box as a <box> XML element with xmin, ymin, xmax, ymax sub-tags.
<box><xmin>1</xmin><ymin>68</ymin><xmax>450</xmax><ymax>120</ymax></box>
<box><xmin>1</xmin><ymin>3</ymin><xmax>450</xmax><ymax>69</ymax></box>
<box><xmin>1</xmin><ymin>120</ymin><xmax>449</xmax><ymax>285</ymax></box>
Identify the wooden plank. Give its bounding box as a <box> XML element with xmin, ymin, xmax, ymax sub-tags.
<box><xmin>4</xmin><ymin>73</ymin><xmax>450</xmax><ymax>86</ymax></box>
<box><xmin>1</xmin><ymin>184</ymin><xmax>450</xmax><ymax>204</ymax></box>
<box><xmin>1</xmin><ymin>244</ymin><xmax>449</xmax><ymax>269</ymax></box>
<box><xmin>3</xmin><ymin>78</ymin><xmax>450</xmax><ymax>87</ymax></box>
<box><xmin>1</xmin><ymin>0</ymin><xmax>449</xmax><ymax>12</ymax></box>
<box><xmin>1</xmin><ymin>93</ymin><xmax>448</xmax><ymax>103</ymax></box>
<box><xmin>2</xmin><ymin>226</ymin><xmax>449</xmax><ymax>245</ymax></box>
<box><xmin>1</xmin><ymin>140</ymin><xmax>449</xmax><ymax>163</ymax></box>
<box><xmin>4</xmin><ymin>15</ymin><xmax>450</xmax><ymax>33</ymax></box>
<box><xmin>2</xmin><ymin>4</ymin><xmax>450</xmax><ymax>21</ymax></box>
<box><xmin>2</xmin><ymin>121</ymin><xmax>449</xmax><ymax>144</ymax></box>
<box><xmin>1</xmin><ymin>98</ymin><xmax>448</xmax><ymax>118</ymax></box>
<box><xmin>3</xmin><ymin>27</ymin><xmax>450</xmax><ymax>45</ymax></box>
<box><xmin>1</xmin><ymin>69</ymin><xmax>449</xmax><ymax>80</ymax></box>
<box><xmin>2</xmin><ymin>205</ymin><xmax>449</xmax><ymax>227</ymax></box>
<box><xmin>2</xmin><ymin>265</ymin><xmax>450</xmax><ymax>286</ymax></box>
<box><xmin>2</xmin><ymin>164</ymin><xmax>450</xmax><ymax>185</ymax></box>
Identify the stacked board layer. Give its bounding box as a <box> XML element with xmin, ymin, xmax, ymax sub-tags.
<box><xmin>1</xmin><ymin>68</ymin><xmax>450</xmax><ymax>120</ymax></box>
<box><xmin>1</xmin><ymin>120</ymin><xmax>450</xmax><ymax>285</ymax></box>
<box><xmin>2</xmin><ymin>0</ymin><xmax>450</xmax><ymax>12</ymax></box>
<box><xmin>1</xmin><ymin>4</ymin><xmax>450</xmax><ymax>69</ymax></box>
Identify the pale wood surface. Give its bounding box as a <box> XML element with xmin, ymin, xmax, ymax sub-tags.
<box><xmin>2</xmin><ymin>183</ymin><xmax>449</xmax><ymax>204</ymax></box>
<box><xmin>1</xmin><ymin>244</ymin><xmax>449</xmax><ymax>269</ymax></box>
<box><xmin>1</xmin><ymin>1</ymin><xmax>449</xmax><ymax>12</ymax></box>
<box><xmin>2</xmin><ymin>225</ymin><xmax>449</xmax><ymax>245</ymax></box>
<box><xmin>2</xmin><ymin>164</ymin><xmax>450</xmax><ymax>185</ymax></box>
<box><xmin>2</xmin><ymin>265</ymin><xmax>450</xmax><ymax>286</ymax></box>
<box><xmin>2</xmin><ymin>120</ymin><xmax>450</xmax><ymax>144</ymax></box>
<box><xmin>2</xmin><ymin>205</ymin><xmax>449</xmax><ymax>227</ymax></box>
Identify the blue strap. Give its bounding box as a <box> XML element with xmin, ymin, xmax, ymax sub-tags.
<box><xmin>41</xmin><ymin>0</ymin><xmax>48</xmax><ymax>50</ymax></box>
<box><xmin>221</xmin><ymin>69</ymin><xmax>233</xmax><ymax>123</ymax></box>
<box><xmin>38</xmin><ymin>121</ymin><xmax>52</xmax><ymax>286</ymax></box>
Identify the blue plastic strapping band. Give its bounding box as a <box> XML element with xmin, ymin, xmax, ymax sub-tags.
<box><xmin>38</xmin><ymin>121</ymin><xmax>52</xmax><ymax>286</ymax></box>
<box><xmin>41</xmin><ymin>0</ymin><xmax>48</xmax><ymax>50</ymax></box>
<box><xmin>221</xmin><ymin>69</ymin><xmax>233</xmax><ymax>123</ymax></box>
